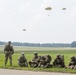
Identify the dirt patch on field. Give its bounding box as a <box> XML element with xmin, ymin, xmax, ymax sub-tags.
<box><xmin>0</xmin><ymin>69</ymin><xmax>75</xmax><ymax>75</ymax></box>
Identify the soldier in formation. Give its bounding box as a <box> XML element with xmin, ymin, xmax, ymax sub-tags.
<box><xmin>53</xmin><ymin>54</ymin><xmax>66</xmax><ymax>68</ymax></box>
<box><xmin>4</xmin><ymin>41</ymin><xmax>14</xmax><ymax>66</ymax></box>
<box><xmin>4</xmin><ymin>43</ymin><xmax>76</xmax><ymax>69</ymax></box>
<box><xmin>29</xmin><ymin>52</ymin><xmax>40</xmax><ymax>68</ymax></box>
<box><xmin>29</xmin><ymin>52</ymin><xmax>52</xmax><ymax>68</ymax></box>
<box><xmin>17</xmin><ymin>52</ymin><xmax>28</xmax><ymax>67</ymax></box>
<box><xmin>38</xmin><ymin>55</ymin><xmax>52</xmax><ymax>68</ymax></box>
<box><xmin>68</xmin><ymin>56</ymin><xmax>76</xmax><ymax>69</ymax></box>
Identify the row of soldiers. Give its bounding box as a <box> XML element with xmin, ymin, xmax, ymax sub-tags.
<box><xmin>4</xmin><ymin>41</ymin><xmax>76</xmax><ymax>69</ymax></box>
<box><xmin>17</xmin><ymin>52</ymin><xmax>76</xmax><ymax>69</ymax></box>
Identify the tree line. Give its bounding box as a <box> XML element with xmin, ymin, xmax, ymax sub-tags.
<box><xmin>0</xmin><ymin>41</ymin><xmax>76</xmax><ymax>47</ymax></box>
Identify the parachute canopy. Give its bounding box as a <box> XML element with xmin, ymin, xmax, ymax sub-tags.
<box><xmin>62</xmin><ymin>8</ymin><xmax>66</xmax><ymax>10</ymax></box>
<box><xmin>45</xmin><ymin>7</ymin><xmax>52</xmax><ymax>10</ymax></box>
<box><xmin>23</xmin><ymin>29</ymin><xmax>26</xmax><ymax>31</ymax></box>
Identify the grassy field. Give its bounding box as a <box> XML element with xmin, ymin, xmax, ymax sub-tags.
<box><xmin>0</xmin><ymin>46</ymin><xmax>76</xmax><ymax>74</ymax></box>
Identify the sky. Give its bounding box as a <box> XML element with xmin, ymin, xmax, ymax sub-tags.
<box><xmin>0</xmin><ymin>0</ymin><xmax>76</xmax><ymax>43</ymax></box>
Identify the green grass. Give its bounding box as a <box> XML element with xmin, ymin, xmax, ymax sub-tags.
<box><xmin>0</xmin><ymin>46</ymin><xmax>76</xmax><ymax>74</ymax></box>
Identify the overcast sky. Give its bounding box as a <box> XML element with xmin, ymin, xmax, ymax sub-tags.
<box><xmin>0</xmin><ymin>0</ymin><xmax>76</xmax><ymax>43</ymax></box>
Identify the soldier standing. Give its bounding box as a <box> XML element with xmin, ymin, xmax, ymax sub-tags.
<box><xmin>17</xmin><ymin>52</ymin><xmax>28</xmax><ymax>67</ymax></box>
<box><xmin>4</xmin><ymin>41</ymin><xmax>14</xmax><ymax>66</ymax></box>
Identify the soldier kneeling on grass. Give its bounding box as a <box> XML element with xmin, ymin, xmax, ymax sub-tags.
<box><xmin>38</xmin><ymin>55</ymin><xmax>53</xmax><ymax>68</ymax></box>
<box><xmin>68</xmin><ymin>56</ymin><xmax>76</xmax><ymax>69</ymax></box>
<box><xmin>17</xmin><ymin>52</ymin><xmax>28</xmax><ymax>67</ymax></box>
<box><xmin>29</xmin><ymin>52</ymin><xmax>40</xmax><ymax>68</ymax></box>
<box><xmin>53</xmin><ymin>54</ymin><xmax>66</xmax><ymax>68</ymax></box>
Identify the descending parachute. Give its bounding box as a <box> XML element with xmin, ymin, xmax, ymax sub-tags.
<box><xmin>45</xmin><ymin>7</ymin><xmax>52</xmax><ymax>16</ymax></box>
<box><xmin>45</xmin><ymin>7</ymin><xmax>52</xmax><ymax>10</ymax></box>
<box><xmin>62</xmin><ymin>8</ymin><xmax>66</xmax><ymax>10</ymax></box>
<box><xmin>23</xmin><ymin>29</ymin><xmax>26</xmax><ymax>31</ymax></box>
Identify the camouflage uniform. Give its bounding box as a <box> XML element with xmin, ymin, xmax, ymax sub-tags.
<box><xmin>53</xmin><ymin>54</ymin><xmax>65</xmax><ymax>68</ymax></box>
<box><xmin>29</xmin><ymin>52</ymin><xmax>40</xmax><ymax>68</ymax></box>
<box><xmin>38</xmin><ymin>55</ymin><xmax>52</xmax><ymax>68</ymax></box>
<box><xmin>69</xmin><ymin>56</ymin><xmax>76</xmax><ymax>69</ymax></box>
<box><xmin>18</xmin><ymin>52</ymin><xmax>28</xmax><ymax>67</ymax></box>
<box><xmin>4</xmin><ymin>41</ymin><xmax>14</xmax><ymax>66</ymax></box>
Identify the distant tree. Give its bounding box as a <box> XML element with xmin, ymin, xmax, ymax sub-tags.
<box><xmin>0</xmin><ymin>41</ymin><xmax>71</xmax><ymax>47</ymax></box>
<box><xmin>0</xmin><ymin>41</ymin><xmax>5</xmax><ymax>45</ymax></box>
<box><xmin>71</xmin><ymin>41</ymin><xmax>76</xmax><ymax>47</ymax></box>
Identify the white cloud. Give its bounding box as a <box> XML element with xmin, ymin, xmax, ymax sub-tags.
<box><xmin>65</xmin><ymin>7</ymin><xmax>76</xmax><ymax>23</ymax></box>
<box><xmin>71</xmin><ymin>8</ymin><xmax>76</xmax><ymax>17</ymax></box>
<box><xmin>0</xmin><ymin>0</ymin><xmax>4</xmax><ymax>14</ymax></box>
<box><xmin>0</xmin><ymin>0</ymin><xmax>76</xmax><ymax>43</ymax></box>
<box><xmin>26</xmin><ymin>13</ymin><xmax>45</xmax><ymax>32</ymax></box>
<box><xmin>33</xmin><ymin>14</ymin><xmax>44</xmax><ymax>22</ymax></box>
<box><xmin>0</xmin><ymin>7</ymin><xmax>4</xmax><ymax>14</ymax></box>
<box><xmin>40</xmin><ymin>0</ymin><xmax>52</xmax><ymax>10</ymax></box>
<box><xmin>19</xmin><ymin>2</ymin><xmax>31</xmax><ymax>12</ymax></box>
<box><xmin>0</xmin><ymin>0</ymin><xmax>4</xmax><ymax>4</ymax></box>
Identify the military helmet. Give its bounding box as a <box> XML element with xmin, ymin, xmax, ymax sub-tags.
<box><xmin>8</xmin><ymin>41</ymin><xmax>11</xmax><ymax>44</ymax></box>
<box><xmin>57</xmin><ymin>54</ymin><xmax>61</xmax><ymax>58</ymax></box>
<box><xmin>34</xmin><ymin>52</ymin><xmax>38</xmax><ymax>55</ymax></box>
<box><xmin>21</xmin><ymin>52</ymin><xmax>24</xmax><ymax>55</ymax></box>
